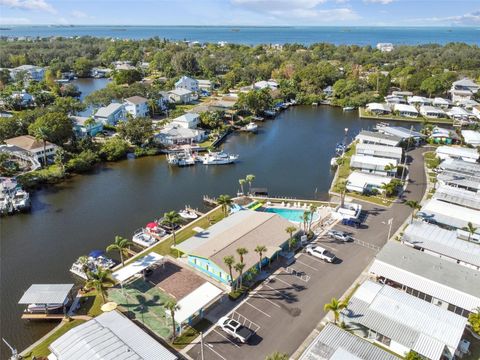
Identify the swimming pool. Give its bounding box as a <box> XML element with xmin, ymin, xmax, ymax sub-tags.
<box><xmin>262</xmin><ymin>207</ymin><xmax>320</xmax><ymax>223</ymax></box>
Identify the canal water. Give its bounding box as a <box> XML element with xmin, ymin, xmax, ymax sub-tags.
<box><xmin>0</xmin><ymin>105</ymin><xmax>409</xmax><ymax>355</ymax></box>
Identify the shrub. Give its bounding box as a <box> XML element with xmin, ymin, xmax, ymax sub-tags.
<box><xmin>133</xmin><ymin>146</ymin><xmax>159</xmax><ymax>157</ymax></box>
<box><xmin>100</xmin><ymin>137</ymin><xmax>130</xmax><ymax>161</ymax></box>
<box><xmin>228</xmin><ymin>287</ymin><xmax>246</xmax><ymax>301</ymax></box>
<box><xmin>66</xmin><ymin>150</ymin><xmax>100</xmax><ymax>173</ymax></box>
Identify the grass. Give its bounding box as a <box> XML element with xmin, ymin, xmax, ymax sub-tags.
<box><xmin>172</xmin><ymin>318</ymin><xmax>213</xmax><ymax>350</ymax></box>
<box><xmin>358</xmin><ymin>107</ymin><xmax>453</xmax><ymax>124</ymax></box>
<box><xmin>76</xmin><ymin>290</ymin><xmax>104</xmax><ymax>317</ymax></box>
<box><xmin>463</xmin><ymin>331</ymin><xmax>480</xmax><ymax>360</ymax></box>
<box><xmin>198</xmin><ymin>138</ymin><xmax>215</xmax><ymax>148</ymax></box>
<box><xmin>346</xmin><ymin>192</ymin><xmax>394</xmax><ymax>207</ymax></box>
<box><xmin>22</xmin><ymin>319</ymin><xmax>85</xmax><ymax>359</ymax></box>
<box><xmin>331</xmin><ymin>143</ymin><xmax>356</xmax><ymax>193</ymax></box>
<box><xmin>423</xmin><ymin>151</ymin><xmax>440</xmax><ymax>169</ymax></box>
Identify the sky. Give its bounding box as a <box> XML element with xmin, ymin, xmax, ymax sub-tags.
<box><xmin>0</xmin><ymin>0</ymin><xmax>479</xmax><ymax>26</ymax></box>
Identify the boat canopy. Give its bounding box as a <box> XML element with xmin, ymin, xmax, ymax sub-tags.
<box><xmin>88</xmin><ymin>250</ymin><xmax>105</xmax><ymax>258</ymax></box>
<box><xmin>18</xmin><ymin>284</ymin><xmax>74</xmax><ymax>305</ymax></box>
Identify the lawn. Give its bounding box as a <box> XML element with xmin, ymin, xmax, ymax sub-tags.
<box><xmin>76</xmin><ymin>290</ymin><xmax>104</xmax><ymax>317</ymax></box>
<box><xmin>172</xmin><ymin>318</ymin><xmax>213</xmax><ymax>350</ymax></box>
<box><xmin>423</xmin><ymin>151</ymin><xmax>440</xmax><ymax>169</ymax></box>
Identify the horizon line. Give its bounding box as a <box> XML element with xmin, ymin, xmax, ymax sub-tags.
<box><xmin>1</xmin><ymin>24</ymin><xmax>479</xmax><ymax>28</ymax></box>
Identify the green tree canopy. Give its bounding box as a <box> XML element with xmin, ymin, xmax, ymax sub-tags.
<box><xmin>28</xmin><ymin>112</ymin><xmax>73</xmax><ymax>145</ymax></box>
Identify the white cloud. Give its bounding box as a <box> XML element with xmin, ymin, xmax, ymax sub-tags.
<box><xmin>0</xmin><ymin>0</ymin><xmax>56</xmax><ymax>13</ymax></box>
<box><xmin>335</xmin><ymin>0</ymin><xmax>350</xmax><ymax>3</ymax></box>
<box><xmin>232</xmin><ymin>0</ymin><xmax>327</xmax><ymax>11</ymax></box>
<box><xmin>0</xmin><ymin>16</ymin><xmax>31</xmax><ymax>24</ymax></box>
<box><xmin>408</xmin><ymin>11</ymin><xmax>480</xmax><ymax>26</ymax></box>
<box><xmin>71</xmin><ymin>10</ymin><xmax>88</xmax><ymax>19</ymax></box>
<box><xmin>364</xmin><ymin>0</ymin><xmax>395</xmax><ymax>4</ymax></box>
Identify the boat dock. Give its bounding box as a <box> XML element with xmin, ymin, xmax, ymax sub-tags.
<box><xmin>203</xmin><ymin>195</ymin><xmax>218</xmax><ymax>206</ymax></box>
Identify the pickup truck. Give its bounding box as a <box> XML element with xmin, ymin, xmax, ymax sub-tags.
<box><xmin>218</xmin><ymin>316</ymin><xmax>254</xmax><ymax>343</ymax></box>
<box><xmin>305</xmin><ymin>245</ymin><xmax>337</xmax><ymax>263</ymax></box>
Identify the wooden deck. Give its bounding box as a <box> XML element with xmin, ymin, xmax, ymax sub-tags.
<box><xmin>21</xmin><ymin>313</ymin><xmax>91</xmax><ymax>320</ymax></box>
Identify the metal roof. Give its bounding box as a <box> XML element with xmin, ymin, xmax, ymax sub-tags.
<box><xmin>356</xmin><ymin>131</ymin><xmax>402</xmax><ymax>147</ymax></box>
<box><xmin>420</xmin><ymin>198</ymin><xmax>480</xmax><ymax>228</ymax></box>
<box><xmin>437</xmin><ymin>171</ymin><xmax>480</xmax><ymax>191</ymax></box>
<box><xmin>344</xmin><ymin>281</ymin><xmax>467</xmax><ymax>360</ymax></box>
<box><xmin>439</xmin><ymin>158</ymin><xmax>480</xmax><ymax>176</ymax></box>
<box><xmin>113</xmin><ymin>252</ymin><xmax>164</xmax><ymax>283</ymax></box>
<box><xmin>49</xmin><ymin>310</ymin><xmax>177</xmax><ymax>360</ymax></box>
<box><xmin>436</xmin><ymin>146</ymin><xmax>479</xmax><ymax>161</ymax></box>
<box><xmin>376</xmin><ymin>125</ymin><xmax>424</xmax><ymax>139</ymax></box>
<box><xmin>355</xmin><ymin>143</ymin><xmax>402</xmax><ymax>160</ymax></box>
<box><xmin>433</xmin><ymin>185</ymin><xmax>480</xmax><ymax>210</ymax></box>
<box><xmin>175</xmin><ymin>282</ymin><xmax>222</xmax><ymax>324</ymax></box>
<box><xmin>18</xmin><ymin>284</ymin><xmax>73</xmax><ymax>304</ymax></box>
<box><xmin>350</xmin><ymin>154</ymin><xmax>397</xmax><ymax>171</ymax></box>
<box><xmin>299</xmin><ymin>323</ymin><xmax>400</xmax><ymax>360</ymax></box>
<box><xmin>95</xmin><ymin>103</ymin><xmax>124</xmax><ymax>118</ymax></box>
<box><xmin>370</xmin><ymin>240</ymin><xmax>480</xmax><ymax>310</ymax></box>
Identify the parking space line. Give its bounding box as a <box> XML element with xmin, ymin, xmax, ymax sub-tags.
<box><xmin>270</xmin><ymin>275</ymin><xmax>293</xmax><ymax>287</ymax></box>
<box><xmin>252</xmin><ymin>292</ymin><xmax>282</xmax><ymax>308</ymax></box>
<box><xmin>296</xmin><ymin>259</ymin><xmax>319</xmax><ymax>271</ymax></box>
<box><xmin>244</xmin><ymin>301</ymin><xmax>272</xmax><ymax>318</ymax></box>
<box><xmin>299</xmin><ymin>254</ymin><xmax>325</xmax><ymax>265</ymax></box>
<box><xmin>212</xmin><ymin>329</ymin><xmax>240</xmax><ymax>348</ymax></box>
<box><xmin>264</xmin><ymin>283</ymin><xmax>294</xmax><ymax>300</ymax></box>
<box><xmin>205</xmin><ymin>342</ymin><xmax>227</xmax><ymax>360</ymax></box>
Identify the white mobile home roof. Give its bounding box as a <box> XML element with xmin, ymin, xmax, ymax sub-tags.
<box><xmin>175</xmin><ymin>282</ymin><xmax>222</xmax><ymax>324</ymax></box>
<box><xmin>113</xmin><ymin>252</ymin><xmax>164</xmax><ymax>283</ymax></box>
<box><xmin>356</xmin><ymin>143</ymin><xmax>402</xmax><ymax>161</ymax></box>
<box><xmin>439</xmin><ymin>158</ymin><xmax>480</xmax><ymax>176</ymax></box>
<box><xmin>350</xmin><ymin>154</ymin><xmax>397</xmax><ymax>171</ymax></box>
<box><xmin>19</xmin><ymin>284</ymin><xmax>73</xmax><ymax>304</ymax></box>
<box><xmin>370</xmin><ymin>241</ymin><xmax>480</xmax><ymax>310</ymax></box>
<box><xmin>49</xmin><ymin>310</ymin><xmax>177</xmax><ymax>360</ymax></box>
<box><xmin>420</xmin><ymin>198</ymin><xmax>480</xmax><ymax>229</ymax></box>
<box><xmin>366</xmin><ymin>103</ymin><xmax>391</xmax><ymax>112</ymax></box>
<box><xmin>343</xmin><ymin>281</ymin><xmax>467</xmax><ymax>360</ymax></box>
<box><xmin>420</xmin><ymin>105</ymin><xmax>446</xmax><ymax>116</ymax></box>
<box><xmin>403</xmin><ymin>220</ymin><xmax>480</xmax><ymax>269</ymax></box>
<box><xmin>433</xmin><ymin>97</ymin><xmax>452</xmax><ymax>106</ymax></box>
<box><xmin>393</xmin><ymin>103</ymin><xmax>419</xmax><ymax>114</ymax></box>
<box><xmin>436</xmin><ymin>145</ymin><xmax>479</xmax><ymax>162</ymax></box>
<box><xmin>376</xmin><ymin>125</ymin><xmax>425</xmax><ymax>139</ymax></box>
<box><xmin>355</xmin><ymin>130</ymin><xmax>402</xmax><ymax>147</ymax></box>
<box><xmin>299</xmin><ymin>323</ymin><xmax>400</xmax><ymax>360</ymax></box>
<box><xmin>347</xmin><ymin>171</ymin><xmax>392</xmax><ymax>188</ymax></box>
<box><xmin>434</xmin><ymin>185</ymin><xmax>480</xmax><ymax>210</ymax></box>
<box><xmin>437</xmin><ymin>170</ymin><xmax>480</xmax><ymax>192</ymax></box>
<box><xmin>461</xmin><ymin>130</ymin><xmax>480</xmax><ymax>146</ymax></box>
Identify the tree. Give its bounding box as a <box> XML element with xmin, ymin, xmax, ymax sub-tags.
<box><xmin>238</xmin><ymin>178</ymin><xmax>246</xmax><ymax>195</ymax></box>
<box><xmin>405</xmin><ymin>351</ymin><xmax>424</xmax><ymax>360</ymax></box>
<box><xmin>234</xmin><ymin>262</ymin><xmax>246</xmax><ymax>289</ymax></box>
<box><xmin>384</xmin><ymin>163</ymin><xmax>396</xmax><ymax>175</ymax></box>
<box><xmin>217</xmin><ymin>194</ymin><xmax>232</xmax><ymax>216</ymax></box>
<box><xmin>468</xmin><ymin>307</ymin><xmax>480</xmax><ymax>335</ymax></box>
<box><xmin>172</xmin><ymin>52</ymin><xmax>199</xmax><ymax>75</ymax></box>
<box><xmin>164</xmin><ymin>298</ymin><xmax>180</xmax><ymax>340</ymax></box>
<box><xmin>147</xmin><ymin>98</ymin><xmax>158</xmax><ymax>116</ymax></box>
<box><xmin>54</xmin><ymin>147</ymin><xmax>66</xmax><ymax>176</ymax></box>
<box><xmin>85</xmin><ymin>268</ymin><xmax>114</xmax><ymax>304</ymax></box>
<box><xmin>462</xmin><ymin>222</ymin><xmax>478</xmax><ymax>242</ymax></box>
<box><xmin>0</xmin><ymin>117</ymin><xmax>19</xmax><ymax>142</ymax></box>
<box><xmin>307</xmin><ymin>204</ymin><xmax>317</xmax><ymax>234</ymax></box>
<box><xmin>285</xmin><ymin>226</ymin><xmax>297</xmax><ymax>251</ymax></box>
<box><xmin>236</xmin><ymin>247</ymin><xmax>248</xmax><ymax>264</ymax></box>
<box><xmin>245</xmin><ymin>174</ymin><xmax>255</xmax><ymax>194</ymax></box>
<box><xmin>337</xmin><ymin>179</ymin><xmax>348</xmax><ymax>207</ymax></box>
<box><xmin>223</xmin><ymin>255</ymin><xmax>235</xmax><ymax>287</ymax></box>
<box><xmin>34</xmin><ymin>92</ymin><xmax>55</xmax><ymax>108</ymax></box>
<box><xmin>323</xmin><ymin>297</ymin><xmax>346</xmax><ymax>325</ymax></box>
<box><xmin>163</xmin><ymin>211</ymin><xmax>182</xmax><ymax>246</ymax></box>
<box><xmin>106</xmin><ymin>235</ymin><xmax>133</xmax><ymax>266</ymax></box>
<box><xmin>83</xmin><ymin>117</ymin><xmax>97</xmax><ymax>137</ymax></box>
<box><xmin>265</xmin><ymin>352</ymin><xmax>289</xmax><ymax>360</ymax></box>
<box><xmin>302</xmin><ymin>211</ymin><xmax>310</xmax><ymax>233</ymax></box>
<box><xmin>100</xmin><ymin>137</ymin><xmax>130</xmax><ymax>161</ymax></box>
<box><xmin>117</xmin><ymin>117</ymin><xmax>153</xmax><ymax>146</ymax></box>
<box><xmin>113</xmin><ymin>69</ymin><xmax>142</xmax><ymax>85</ymax></box>
<box><xmin>254</xmin><ymin>245</ymin><xmax>267</xmax><ymax>271</ymax></box>
<box><xmin>28</xmin><ymin>112</ymin><xmax>73</xmax><ymax>146</ymax></box>
<box><xmin>52</xmin><ymin>97</ymin><xmax>85</xmax><ymax>115</ymax></box>
<box><xmin>73</xmin><ymin>57</ymin><xmax>93</xmax><ymax>78</ymax></box>
<box><xmin>405</xmin><ymin>200</ymin><xmax>421</xmax><ymax>223</ymax></box>
<box><xmin>31</xmin><ymin>125</ymin><xmax>50</xmax><ymax>165</ymax></box>
<box><xmin>236</xmin><ymin>89</ymin><xmax>273</xmax><ymax>115</ymax></box>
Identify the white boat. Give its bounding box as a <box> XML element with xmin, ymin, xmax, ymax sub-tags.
<box><xmin>179</xmin><ymin>209</ymin><xmax>198</xmax><ymax>219</ymax></box>
<box><xmin>167</xmin><ymin>151</ymin><xmax>196</xmax><ymax>167</ymax></box>
<box><xmin>70</xmin><ymin>253</ymin><xmax>116</xmax><ymax>280</ymax></box>
<box><xmin>343</xmin><ymin>106</ymin><xmax>355</xmax><ymax>111</ymax></box>
<box><xmin>245</xmin><ymin>122</ymin><xmax>258</xmax><ymax>133</ymax></box>
<box><xmin>12</xmin><ymin>189</ymin><xmax>30</xmax><ymax>211</ymax></box>
<box><xmin>330</xmin><ymin>157</ymin><xmax>338</xmax><ymax>167</ymax></box>
<box><xmin>202</xmin><ymin>151</ymin><xmax>238</xmax><ymax>165</ymax></box>
<box><xmin>26</xmin><ymin>300</ymin><xmax>67</xmax><ymax>313</ymax></box>
<box><xmin>132</xmin><ymin>229</ymin><xmax>157</xmax><ymax>247</ymax></box>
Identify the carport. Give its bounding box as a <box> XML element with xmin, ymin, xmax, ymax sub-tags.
<box><xmin>112</xmin><ymin>252</ymin><xmax>164</xmax><ymax>283</ymax></box>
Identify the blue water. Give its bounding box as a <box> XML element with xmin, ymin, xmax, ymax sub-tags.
<box><xmin>263</xmin><ymin>207</ymin><xmax>320</xmax><ymax>223</ymax></box>
<box><xmin>1</xmin><ymin>26</ymin><xmax>479</xmax><ymax>45</ymax></box>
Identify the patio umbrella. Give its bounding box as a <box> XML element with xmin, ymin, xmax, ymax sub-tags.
<box><xmin>146</xmin><ymin>222</ymin><xmax>157</xmax><ymax>229</ymax></box>
<box><xmin>89</xmin><ymin>250</ymin><xmax>105</xmax><ymax>258</ymax></box>
<box><xmin>101</xmin><ymin>302</ymin><xmax>118</xmax><ymax>312</ymax></box>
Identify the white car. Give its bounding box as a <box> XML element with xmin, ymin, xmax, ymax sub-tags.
<box><xmin>306</xmin><ymin>245</ymin><xmax>337</xmax><ymax>263</ymax></box>
<box><xmin>327</xmin><ymin>230</ymin><xmax>354</xmax><ymax>242</ymax></box>
<box><xmin>217</xmin><ymin>316</ymin><xmax>254</xmax><ymax>343</ymax></box>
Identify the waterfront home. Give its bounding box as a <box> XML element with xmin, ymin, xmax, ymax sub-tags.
<box><xmin>346</xmin><ymin>171</ymin><xmax>393</xmax><ymax>194</ymax></box>
<box><xmin>11</xmin><ymin>90</ymin><xmax>33</xmax><ymax>106</ymax></box>
<box><xmin>407</xmin><ymin>95</ymin><xmax>432</xmax><ymax>106</ymax></box>
<box><xmin>433</xmin><ymin>97</ymin><xmax>452</xmax><ymax>108</ymax></box>
<box><xmin>90</xmin><ymin>67</ymin><xmax>112</xmax><ymax>78</ymax></box>
<box><xmin>402</xmin><ymin>220</ymin><xmax>480</xmax><ymax>270</ymax></box>
<box><xmin>450</xmin><ymin>78</ymin><xmax>480</xmax><ymax>103</ymax></box>
<box><xmin>392</xmin><ymin>91</ymin><xmax>414</xmax><ymax>97</ymax></box>
<box><xmin>197</xmin><ymin>79</ymin><xmax>213</xmax><ymax>91</ymax></box>
<box><xmin>175</xmin><ymin>75</ymin><xmax>199</xmax><ymax>92</ymax></box>
<box><xmin>458</xmin><ymin>98</ymin><xmax>479</xmax><ymax>110</ymax></box>
<box><xmin>168</xmin><ymin>88</ymin><xmax>194</xmax><ymax>104</ymax></box>
<box><xmin>461</xmin><ymin>130</ymin><xmax>480</xmax><ymax>146</ymax></box>
<box><xmin>299</xmin><ymin>323</ymin><xmax>400</xmax><ymax>360</ymax></box>
<box><xmin>434</xmin><ymin>184</ymin><xmax>480</xmax><ymax>211</ymax></box>
<box><xmin>436</xmin><ymin>145</ymin><xmax>479</xmax><ymax>163</ymax></box>
<box><xmin>420</xmin><ymin>105</ymin><xmax>447</xmax><ymax>118</ymax></box>
<box><xmin>355</xmin><ymin>130</ymin><xmax>402</xmax><ymax>147</ymax></box>
<box><xmin>48</xmin><ymin>310</ymin><xmax>177</xmax><ymax>360</ymax></box>
<box><xmin>376</xmin><ymin>42</ymin><xmax>394</xmax><ymax>52</ymax></box>
<box><xmin>155</xmin><ymin>125</ymin><xmax>205</xmax><ymax>146</ymax></box>
<box><xmin>171</xmin><ymin>112</ymin><xmax>200</xmax><ymax>129</ymax></box>
<box><xmin>366</xmin><ymin>102</ymin><xmax>391</xmax><ymax>115</ymax></box>
<box><xmin>446</xmin><ymin>106</ymin><xmax>471</xmax><ymax>121</ymax></box>
<box><xmin>71</xmin><ymin>116</ymin><xmax>103</xmax><ymax>137</ymax></box>
<box><xmin>341</xmin><ymin>280</ymin><xmax>467</xmax><ymax>360</ymax></box>
<box><xmin>254</xmin><ymin>80</ymin><xmax>279</xmax><ymax>90</ymax></box>
<box><xmin>385</xmin><ymin>94</ymin><xmax>406</xmax><ymax>105</ymax></box>
<box><xmin>393</xmin><ymin>103</ymin><xmax>418</xmax><ymax>118</ymax></box>
<box><xmin>176</xmin><ymin>210</ymin><xmax>297</xmax><ymax>287</ymax></box>
<box><xmin>124</xmin><ymin>96</ymin><xmax>149</xmax><ymax>118</ymax></box>
<box><xmin>371</xmin><ymin>241</ymin><xmax>480</xmax><ymax>317</ymax></box>
<box><xmin>375</xmin><ymin>125</ymin><xmax>425</xmax><ymax>145</ymax></box>
<box><xmin>356</xmin><ymin>143</ymin><xmax>403</xmax><ymax>162</ymax></box>
<box><xmin>429</xmin><ymin>127</ymin><xmax>460</xmax><ymax>144</ymax></box>
<box><xmin>113</xmin><ymin>60</ymin><xmax>136</xmax><ymax>71</ymax></box>
<box><xmin>94</xmin><ymin>103</ymin><xmax>126</xmax><ymax>125</ymax></box>
<box><xmin>350</xmin><ymin>154</ymin><xmax>397</xmax><ymax>176</ymax></box>
<box><xmin>5</xmin><ymin>135</ymin><xmax>58</xmax><ymax>165</ymax></box>
<box><xmin>9</xmin><ymin>64</ymin><xmax>44</xmax><ymax>82</ymax></box>
<box><xmin>323</xmin><ymin>85</ymin><xmax>334</xmax><ymax>97</ymax></box>
<box><xmin>450</xmin><ymin>89</ymin><xmax>475</xmax><ymax>103</ymax></box>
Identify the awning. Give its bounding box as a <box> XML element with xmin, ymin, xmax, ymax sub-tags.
<box><xmin>112</xmin><ymin>252</ymin><xmax>164</xmax><ymax>283</ymax></box>
<box><xmin>89</xmin><ymin>250</ymin><xmax>104</xmax><ymax>258</ymax></box>
<box><xmin>146</xmin><ymin>222</ymin><xmax>157</xmax><ymax>229</ymax></box>
<box><xmin>19</xmin><ymin>284</ymin><xmax>74</xmax><ymax>304</ymax></box>
<box><xmin>175</xmin><ymin>282</ymin><xmax>223</xmax><ymax>324</ymax></box>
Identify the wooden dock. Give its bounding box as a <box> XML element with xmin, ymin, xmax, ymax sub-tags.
<box><xmin>203</xmin><ymin>195</ymin><xmax>218</xmax><ymax>206</ymax></box>
<box><xmin>21</xmin><ymin>313</ymin><xmax>66</xmax><ymax>320</ymax></box>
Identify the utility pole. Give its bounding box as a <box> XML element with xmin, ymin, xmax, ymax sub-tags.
<box><xmin>401</xmin><ymin>125</ymin><xmax>414</xmax><ymax>182</ymax></box>
<box><xmin>200</xmin><ymin>331</ymin><xmax>205</xmax><ymax>360</ymax></box>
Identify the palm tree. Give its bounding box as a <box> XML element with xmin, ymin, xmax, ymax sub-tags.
<box><xmin>234</xmin><ymin>262</ymin><xmax>246</xmax><ymax>288</ymax></box>
<box><xmin>384</xmin><ymin>163</ymin><xmax>396</xmax><ymax>175</ymax></box>
<box><xmin>380</xmin><ymin>181</ymin><xmax>396</xmax><ymax>198</ymax></box>
<box><xmin>254</xmin><ymin>245</ymin><xmax>267</xmax><ymax>271</ymax></box>
<box><xmin>302</xmin><ymin>211</ymin><xmax>310</xmax><ymax>233</ymax></box>
<box><xmin>85</xmin><ymin>268</ymin><xmax>114</xmax><ymax>304</ymax></box>
<box><xmin>106</xmin><ymin>235</ymin><xmax>133</xmax><ymax>266</ymax></box>
<box><xmin>77</xmin><ymin>255</ymin><xmax>91</xmax><ymax>279</ymax></box>
<box><xmin>84</xmin><ymin>117</ymin><xmax>97</xmax><ymax>137</ymax></box>
<box><xmin>54</xmin><ymin>147</ymin><xmax>66</xmax><ymax>176</ymax></box>
<box><xmin>33</xmin><ymin>126</ymin><xmax>49</xmax><ymax>166</ymax></box>
<box><xmin>462</xmin><ymin>222</ymin><xmax>478</xmax><ymax>242</ymax></box>
<box><xmin>238</xmin><ymin>178</ymin><xmax>246</xmax><ymax>195</ymax></box>
<box><xmin>223</xmin><ymin>255</ymin><xmax>235</xmax><ymax>287</ymax></box>
<box><xmin>285</xmin><ymin>226</ymin><xmax>297</xmax><ymax>252</ymax></box>
<box><xmin>405</xmin><ymin>200</ymin><xmax>421</xmax><ymax>223</ymax></box>
<box><xmin>323</xmin><ymin>297</ymin><xmax>347</xmax><ymax>325</ymax></box>
<box><xmin>217</xmin><ymin>194</ymin><xmax>233</xmax><ymax>216</ymax></box>
<box><xmin>164</xmin><ymin>298</ymin><xmax>180</xmax><ymax>340</ymax></box>
<box><xmin>245</xmin><ymin>174</ymin><xmax>255</xmax><ymax>194</ymax></box>
<box><xmin>163</xmin><ymin>211</ymin><xmax>182</xmax><ymax>246</ymax></box>
<box><xmin>337</xmin><ymin>179</ymin><xmax>348</xmax><ymax>207</ymax></box>
<box><xmin>148</xmin><ymin>98</ymin><xmax>158</xmax><ymax>116</ymax></box>
<box><xmin>307</xmin><ymin>204</ymin><xmax>318</xmax><ymax>234</ymax></box>
<box><xmin>265</xmin><ymin>352</ymin><xmax>289</xmax><ymax>360</ymax></box>
<box><xmin>236</xmin><ymin>247</ymin><xmax>248</xmax><ymax>264</ymax></box>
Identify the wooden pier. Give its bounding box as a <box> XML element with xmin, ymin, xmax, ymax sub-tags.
<box><xmin>203</xmin><ymin>195</ymin><xmax>218</xmax><ymax>206</ymax></box>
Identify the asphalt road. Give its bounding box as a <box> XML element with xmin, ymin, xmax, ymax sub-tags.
<box><xmin>186</xmin><ymin>147</ymin><xmax>429</xmax><ymax>360</ymax></box>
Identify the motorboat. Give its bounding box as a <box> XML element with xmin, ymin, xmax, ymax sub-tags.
<box><xmin>12</xmin><ymin>189</ymin><xmax>31</xmax><ymax>212</ymax></box>
<box><xmin>26</xmin><ymin>299</ymin><xmax>68</xmax><ymax>313</ymax></box>
<box><xmin>167</xmin><ymin>151</ymin><xmax>196</xmax><ymax>167</ymax></box>
<box><xmin>179</xmin><ymin>208</ymin><xmax>198</xmax><ymax>219</ymax></box>
<box><xmin>330</xmin><ymin>157</ymin><xmax>338</xmax><ymax>167</ymax></box>
<box><xmin>343</xmin><ymin>106</ymin><xmax>355</xmax><ymax>111</ymax></box>
<box><xmin>70</xmin><ymin>251</ymin><xmax>116</xmax><ymax>280</ymax></box>
<box><xmin>251</xmin><ymin>116</ymin><xmax>264</xmax><ymax>122</ymax></box>
<box><xmin>145</xmin><ymin>222</ymin><xmax>167</xmax><ymax>237</ymax></box>
<box><xmin>202</xmin><ymin>151</ymin><xmax>238</xmax><ymax>165</ymax></box>
<box><xmin>132</xmin><ymin>229</ymin><xmax>157</xmax><ymax>247</ymax></box>
<box><xmin>245</xmin><ymin>122</ymin><xmax>258</xmax><ymax>133</ymax></box>
<box><xmin>335</xmin><ymin>143</ymin><xmax>346</xmax><ymax>155</ymax></box>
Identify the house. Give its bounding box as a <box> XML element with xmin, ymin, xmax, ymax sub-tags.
<box><xmin>430</xmin><ymin>127</ymin><xmax>460</xmax><ymax>144</ymax></box>
<box><xmin>350</xmin><ymin>154</ymin><xmax>397</xmax><ymax>176</ymax></box>
<box><xmin>450</xmin><ymin>78</ymin><xmax>480</xmax><ymax>103</ymax></box>
<box><xmin>323</xmin><ymin>85</ymin><xmax>334</xmax><ymax>97</ymax></box>
<box><xmin>446</xmin><ymin>106</ymin><xmax>470</xmax><ymax>121</ymax></box>
<box><xmin>376</xmin><ymin>42</ymin><xmax>394</xmax><ymax>52</ymax></box>
<box><xmin>393</xmin><ymin>103</ymin><xmax>418</xmax><ymax>118</ymax></box>
<box><xmin>355</xmin><ymin>130</ymin><xmax>402</xmax><ymax>147</ymax></box>
<box><xmin>5</xmin><ymin>135</ymin><xmax>58</xmax><ymax>165</ymax></box>
<box><xmin>369</xmin><ymin>241</ymin><xmax>480</xmax><ymax>317</ymax></box>
<box><xmin>11</xmin><ymin>90</ymin><xmax>33</xmax><ymax>106</ymax></box>
<box><xmin>299</xmin><ymin>323</ymin><xmax>400</xmax><ymax>360</ymax></box>
<box><xmin>356</xmin><ymin>143</ymin><xmax>403</xmax><ymax>162</ymax></box>
<box><xmin>71</xmin><ymin>116</ymin><xmax>103</xmax><ymax>137</ymax></box>
<box><xmin>392</xmin><ymin>91</ymin><xmax>413</xmax><ymax>97</ymax></box>
<box><xmin>450</xmin><ymin>89</ymin><xmax>475</xmax><ymax>103</ymax></box>
<box><xmin>175</xmin><ymin>76</ymin><xmax>199</xmax><ymax>93</ymax></box>
<box><xmin>438</xmin><ymin>158</ymin><xmax>480</xmax><ymax>177</ymax></box>
<box><xmin>113</xmin><ymin>60</ymin><xmax>136</xmax><ymax>71</ymax></box>
<box><xmin>342</xmin><ymin>280</ymin><xmax>467</xmax><ymax>360</ymax></box>
<box><xmin>94</xmin><ymin>103</ymin><xmax>125</xmax><ymax>125</ymax></box>
<box><xmin>434</xmin><ymin>184</ymin><xmax>480</xmax><ymax>211</ymax></box>
<box><xmin>155</xmin><ymin>125</ymin><xmax>205</xmax><ymax>146</ymax></box>
<box><xmin>176</xmin><ymin>210</ymin><xmax>297</xmax><ymax>286</ymax></box>
<box><xmin>461</xmin><ymin>130</ymin><xmax>480</xmax><ymax>146</ymax></box>
<box><xmin>48</xmin><ymin>310</ymin><xmax>177</xmax><ymax>360</ymax></box>
<box><xmin>254</xmin><ymin>80</ymin><xmax>278</xmax><ymax>90</ymax></box>
<box><xmin>124</xmin><ymin>96</ymin><xmax>149</xmax><ymax>118</ymax></box>
<box><xmin>472</xmin><ymin>105</ymin><xmax>480</xmax><ymax>120</ymax></box>
<box><xmin>385</xmin><ymin>95</ymin><xmax>406</xmax><ymax>105</ymax></box>
<box><xmin>366</xmin><ymin>103</ymin><xmax>391</xmax><ymax>115</ymax></box>
<box><xmin>171</xmin><ymin>113</ymin><xmax>200</xmax><ymax>129</ymax></box>
<box><xmin>90</xmin><ymin>67</ymin><xmax>112</xmax><ymax>78</ymax></box>
<box><xmin>436</xmin><ymin>145</ymin><xmax>479</xmax><ymax>163</ymax></box>
<box><xmin>437</xmin><ymin>170</ymin><xmax>480</xmax><ymax>193</ymax></box>
<box><xmin>420</xmin><ymin>105</ymin><xmax>447</xmax><ymax>118</ymax></box>
<box><xmin>402</xmin><ymin>220</ymin><xmax>480</xmax><ymax>270</ymax></box>
<box><xmin>10</xmin><ymin>65</ymin><xmax>45</xmax><ymax>82</ymax></box>
<box><xmin>433</xmin><ymin>97</ymin><xmax>452</xmax><ymax>108</ymax></box>
<box><xmin>375</xmin><ymin>125</ymin><xmax>425</xmax><ymax>145</ymax></box>
<box><xmin>458</xmin><ymin>98</ymin><xmax>479</xmax><ymax>110</ymax></box>
<box><xmin>407</xmin><ymin>96</ymin><xmax>432</xmax><ymax>106</ymax></box>
<box><xmin>346</xmin><ymin>171</ymin><xmax>393</xmax><ymax>194</ymax></box>
<box><xmin>168</xmin><ymin>89</ymin><xmax>193</xmax><ymax>104</ymax></box>
<box><xmin>197</xmin><ymin>79</ymin><xmax>213</xmax><ymax>91</ymax></box>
